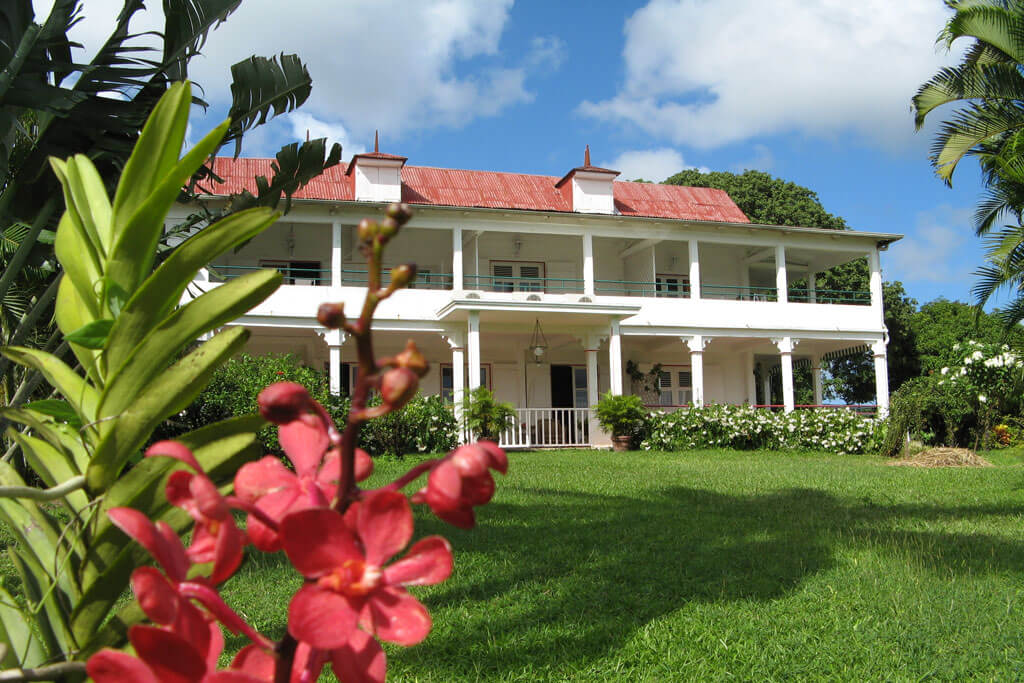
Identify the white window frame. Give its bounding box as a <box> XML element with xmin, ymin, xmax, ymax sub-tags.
<box><xmin>440</xmin><ymin>363</ymin><xmax>493</xmax><ymax>403</ymax></box>
<box><xmin>656</xmin><ymin>365</ymin><xmax>693</xmax><ymax>406</ymax></box>
<box><xmin>655</xmin><ymin>272</ymin><xmax>689</xmax><ymax>298</ymax></box>
<box><xmin>490</xmin><ymin>260</ymin><xmax>546</xmax><ymax>292</ymax></box>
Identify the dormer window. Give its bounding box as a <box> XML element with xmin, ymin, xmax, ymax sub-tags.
<box><xmin>345</xmin><ymin>132</ymin><xmax>407</xmax><ymax>203</ymax></box>
<box><xmin>554</xmin><ymin>145</ymin><xmax>620</xmax><ymax>214</ymax></box>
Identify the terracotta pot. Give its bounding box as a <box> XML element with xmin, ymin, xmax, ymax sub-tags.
<box><xmin>611</xmin><ymin>435</ymin><xmax>631</xmax><ymax>452</ymax></box>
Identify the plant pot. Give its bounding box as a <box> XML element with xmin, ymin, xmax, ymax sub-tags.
<box><xmin>611</xmin><ymin>435</ymin><xmax>631</xmax><ymax>452</ymax></box>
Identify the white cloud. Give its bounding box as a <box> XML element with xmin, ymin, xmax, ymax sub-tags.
<box><xmin>887</xmin><ymin>205</ymin><xmax>973</xmax><ymax>284</ymax></box>
<box><xmin>601</xmin><ymin>148</ymin><xmax>702</xmax><ymax>182</ymax></box>
<box><xmin>732</xmin><ymin>144</ymin><xmax>774</xmax><ymax>172</ymax></box>
<box><xmin>580</xmin><ymin>0</ymin><xmax>962</xmax><ymax>149</ymax></box>
<box><xmin>38</xmin><ymin>0</ymin><xmax>537</xmax><ymax>144</ymax></box>
<box><xmin>524</xmin><ymin>36</ymin><xmax>567</xmax><ymax>71</ymax></box>
<box><xmin>288</xmin><ymin>112</ymin><xmax>364</xmax><ymax>156</ymax></box>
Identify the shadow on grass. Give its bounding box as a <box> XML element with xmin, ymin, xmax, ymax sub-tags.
<box><xmin>391</xmin><ymin>484</ymin><xmax>1024</xmax><ymax>678</ymax></box>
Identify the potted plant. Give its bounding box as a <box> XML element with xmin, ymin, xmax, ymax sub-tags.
<box><xmin>595</xmin><ymin>392</ymin><xmax>647</xmax><ymax>451</ymax></box>
<box><xmin>463</xmin><ymin>386</ymin><xmax>516</xmax><ymax>441</ymax></box>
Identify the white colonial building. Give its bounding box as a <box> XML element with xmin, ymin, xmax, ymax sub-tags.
<box><xmin>176</xmin><ymin>146</ymin><xmax>901</xmax><ymax>448</ymax></box>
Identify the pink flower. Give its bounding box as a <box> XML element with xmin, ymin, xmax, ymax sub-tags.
<box><xmin>413</xmin><ymin>441</ymin><xmax>508</xmax><ymax>529</ymax></box>
<box><xmin>87</xmin><ymin>625</ymin><xmax>272</xmax><ymax>683</ymax></box>
<box><xmin>281</xmin><ymin>491</ymin><xmax>452</xmax><ymax>651</ymax></box>
<box><xmin>235</xmin><ymin>415</ymin><xmax>373</xmax><ymax>552</ymax></box>
<box><xmin>146</xmin><ymin>441</ymin><xmax>245</xmax><ymax>584</ymax></box>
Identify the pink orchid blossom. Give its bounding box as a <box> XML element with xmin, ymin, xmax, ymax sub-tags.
<box><xmin>145</xmin><ymin>440</ymin><xmax>245</xmax><ymax>583</ymax></box>
<box><xmin>281</xmin><ymin>491</ymin><xmax>452</xmax><ymax>651</ymax></box>
<box><xmin>413</xmin><ymin>441</ymin><xmax>508</xmax><ymax>529</ymax></box>
<box><xmin>235</xmin><ymin>412</ymin><xmax>372</xmax><ymax>552</ymax></box>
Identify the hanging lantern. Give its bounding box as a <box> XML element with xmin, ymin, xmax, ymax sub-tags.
<box><xmin>529</xmin><ymin>319</ymin><xmax>548</xmax><ymax>364</ymax></box>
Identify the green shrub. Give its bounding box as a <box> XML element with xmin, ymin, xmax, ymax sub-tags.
<box><xmin>155</xmin><ymin>352</ymin><xmax>331</xmax><ymax>454</ymax></box>
<box><xmin>463</xmin><ymin>386</ymin><xmax>515</xmax><ymax>441</ymax></box>
<box><xmin>643</xmin><ymin>404</ymin><xmax>884</xmax><ymax>455</ymax></box>
<box><xmin>358</xmin><ymin>393</ymin><xmax>458</xmax><ymax>457</ymax></box>
<box><xmin>595</xmin><ymin>392</ymin><xmax>647</xmax><ymax>437</ymax></box>
<box><xmin>880</xmin><ymin>376</ymin><xmax>975</xmax><ymax>457</ymax></box>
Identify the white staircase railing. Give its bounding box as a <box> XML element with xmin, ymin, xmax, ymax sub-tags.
<box><xmin>498</xmin><ymin>408</ymin><xmax>592</xmax><ymax>448</ymax></box>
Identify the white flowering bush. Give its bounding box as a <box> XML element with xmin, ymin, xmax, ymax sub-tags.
<box><xmin>642</xmin><ymin>404</ymin><xmax>885</xmax><ymax>454</ymax></box>
<box><xmin>938</xmin><ymin>340</ymin><xmax>1024</xmax><ymax>417</ymax></box>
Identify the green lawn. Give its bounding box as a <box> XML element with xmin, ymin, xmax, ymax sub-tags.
<box><xmin>219</xmin><ymin>448</ymin><xmax>1024</xmax><ymax>681</ymax></box>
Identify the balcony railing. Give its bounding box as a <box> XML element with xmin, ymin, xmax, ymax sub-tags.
<box><xmin>463</xmin><ymin>274</ymin><xmax>584</xmax><ymax>293</ymax></box>
<box><xmin>788</xmin><ymin>288</ymin><xmax>871</xmax><ymax>305</ymax></box>
<box><xmin>207</xmin><ymin>265</ymin><xmax>454</xmax><ymax>290</ymax></box>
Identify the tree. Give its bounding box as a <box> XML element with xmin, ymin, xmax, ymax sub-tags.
<box><xmin>664</xmin><ymin>169</ymin><xmax>848</xmax><ymax>229</ymax></box>
<box><xmin>911</xmin><ymin>298</ymin><xmax>1024</xmax><ymax>373</ymax></box>
<box><xmin>0</xmin><ymin>0</ymin><xmax>341</xmax><ymax>435</ymax></box>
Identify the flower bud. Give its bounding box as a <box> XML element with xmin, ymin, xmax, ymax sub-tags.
<box><xmin>378</xmin><ymin>216</ymin><xmax>399</xmax><ymax>241</ymax></box>
<box><xmin>317</xmin><ymin>302</ymin><xmax>346</xmax><ymax>329</ymax></box>
<box><xmin>380</xmin><ymin>367</ymin><xmax>418</xmax><ymax>410</ymax></box>
<box><xmin>257</xmin><ymin>382</ymin><xmax>313</xmax><ymax>424</ymax></box>
<box><xmin>357</xmin><ymin>218</ymin><xmax>378</xmax><ymax>243</ymax></box>
<box><xmin>394</xmin><ymin>339</ymin><xmax>429</xmax><ymax>377</ymax></box>
<box><xmin>389</xmin><ymin>263</ymin><xmax>417</xmax><ymax>290</ymax></box>
<box><xmin>386</xmin><ymin>202</ymin><xmax>413</xmax><ymax>227</ymax></box>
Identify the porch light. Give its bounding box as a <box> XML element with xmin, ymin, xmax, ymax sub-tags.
<box><xmin>529</xmin><ymin>319</ymin><xmax>548</xmax><ymax>364</ymax></box>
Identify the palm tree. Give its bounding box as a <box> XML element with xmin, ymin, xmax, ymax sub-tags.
<box><xmin>913</xmin><ymin>0</ymin><xmax>1024</xmax><ymax>185</ymax></box>
<box><xmin>0</xmin><ymin>0</ymin><xmax>341</xmax><ymax>430</ymax></box>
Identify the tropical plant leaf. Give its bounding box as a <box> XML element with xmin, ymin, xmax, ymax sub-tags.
<box><xmin>0</xmin><ymin>584</ymin><xmax>43</xmax><ymax>669</ymax></box>
<box><xmin>86</xmin><ymin>325</ymin><xmax>250</xmax><ymax>492</ymax></box>
<box><xmin>160</xmin><ymin>0</ymin><xmax>243</xmax><ymax>82</ymax></box>
<box><xmin>63</xmin><ymin>318</ymin><xmax>114</xmax><ymax>349</ymax></box>
<box><xmin>223</xmin><ymin>53</ymin><xmax>312</xmax><ymax>156</ymax></box>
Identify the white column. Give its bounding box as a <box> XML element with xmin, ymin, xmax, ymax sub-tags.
<box><xmin>808</xmin><ymin>273</ymin><xmax>817</xmax><ymax>304</ymax></box>
<box><xmin>746</xmin><ymin>352</ymin><xmax>757</xmax><ymax>405</ymax></box>
<box><xmin>452</xmin><ymin>227</ymin><xmax>463</xmax><ymax>291</ymax></box>
<box><xmin>872</xmin><ymin>338</ymin><xmax>890</xmax><ymax>418</ymax></box>
<box><xmin>331</xmin><ymin>221</ymin><xmax>342</xmax><ymax>287</ymax></box>
<box><xmin>762</xmin><ymin>369</ymin><xmax>772</xmax><ymax>407</ymax></box>
<box><xmin>585</xmin><ymin>343</ymin><xmax>600</xmax><ymax>408</ymax></box>
<box><xmin>325</xmin><ymin>329</ymin><xmax>347</xmax><ymax>395</ymax></box>
<box><xmin>740</xmin><ymin>264</ymin><xmax>750</xmax><ymax>299</ymax></box>
<box><xmin>775</xmin><ymin>244</ymin><xmax>788</xmax><ymax>303</ymax></box>
<box><xmin>684</xmin><ymin>335</ymin><xmax>709</xmax><ymax>406</ymax></box>
<box><xmin>443</xmin><ymin>328</ymin><xmax>467</xmax><ymax>423</ymax></box>
<box><xmin>812</xmin><ymin>355</ymin><xmax>824</xmax><ymax>406</ymax></box>
<box><xmin>868</xmin><ymin>248</ymin><xmax>883</xmax><ymax>323</ymax></box>
<box><xmin>608</xmin><ymin>319</ymin><xmax>623</xmax><ymax>395</ymax></box>
<box><xmin>689</xmin><ymin>239</ymin><xmax>701</xmax><ymax>300</ymax></box>
<box><xmin>582</xmin><ymin>232</ymin><xmax>595</xmax><ymax>296</ymax></box>
<box><xmin>467</xmin><ymin>311</ymin><xmax>481</xmax><ymax>391</ymax></box>
<box><xmin>774</xmin><ymin>337</ymin><xmax>798</xmax><ymax>412</ymax></box>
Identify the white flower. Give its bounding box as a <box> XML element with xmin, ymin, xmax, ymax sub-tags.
<box><xmin>979</xmin><ymin>394</ymin><xmax>987</xmax><ymax>403</ymax></box>
<box><xmin>940</xmin><ymin>367</ymin><xmax>949</xmax><ymax>375</ymax></box>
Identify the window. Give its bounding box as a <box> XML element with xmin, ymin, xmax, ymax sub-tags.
<box><xmin>490</xmin><ymin>261</ymin><xmax>546</xmax><ymax>292</ymax></box>
<box><xmin>440</xmin><ymin>365</ymin><xmax>491</xmax><ymax>403</ymax></box>
<box><xmin>261</xmin><ymin>259</ymin><xmax>324</xmax><ymax>286</ymax></box>
<box><xmin>655</xmin><ymin>273</ymin><xmax>689</xmax><ymax>298</ymax></box>
<box><xmin>573</xmin><ymin>366</ymin><xmax>588</xmax><ymax>408</ymax></box>
<box><xmin>656</xmin><ymin>367</ymin><xmax>692</xmax><ymax>406</ymax></box>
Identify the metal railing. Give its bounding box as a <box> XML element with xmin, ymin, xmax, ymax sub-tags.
<box><xmin>788</xmin><ymin>288</ymin><xmax>871</xmax><ymax>305</ymax></box>
<box><xmin>701</xmin><ymin>284</ymin><xmax>779</xmax><ymax>301</ymax></box>
<box><xmin>463</xmin><ymin>274</ymin><xmax>584</xmax><ymax>294</ymax></box>
<box><xmin>208</xmin><ymin>265</ymin><xmax>454</xmax><ymax>290</ymax></box>
<box><xmin>494</xmin><ymin>408</ymin><xmax>593</xmax><ymax>448</ymax></box>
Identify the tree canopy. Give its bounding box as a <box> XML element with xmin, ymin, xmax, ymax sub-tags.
<box><xmin>664</xmin><ymin>169</ymin><xmax>848</xmax><ymax>229</ymax></box>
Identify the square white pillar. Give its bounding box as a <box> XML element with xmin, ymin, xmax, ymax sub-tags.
<box><xmin>467</xmin><ymin>311</ymin><xmax>481</xmax><ymax>391</ymax></box>
<box><xmin>443</xmin><ymin>328</ymin><xmax>467</xmax><ymax>424</ymax></box>
<box><xmin>688</xmin><ymin>239</ymin><xmax>701</xmax><ymax>300</ymax></box>
<box><xmin>683</xmin><ymin>335</ymin><xmax>709</xmax><ymax>407</ymax></box>
<box><xmin>812</xmin><ymin>355</ymin><xmax>824</xmax><ymax>406</ymax></box>
<box><xmin>775</xmin><ymin>244</ymin><xmax>788</xmax><ymax>303</ymax></box>
<box><xmin>868</xmin><ymin>248</ymin><xmax>884</xmax><ymax>322</ymax></box>
<box><xmin>582</xmin><ymin>232</ymin><xmax>595</xmax><ymax>296</ymax></box>
<box><xmin>452</xmin><ymin>227</ymin><xmax>463</xmax><ymax>291</ymax></box>
<box><xmin>325</xmin><ymin>329</ymin><xmax>347</xmax><ymax>395</ymax></box>
<box><xmin>774</xmin><ymin>337</ymin><xmax>798</xmax><ymax>412</ymax></box>
<box><xmin>872</xmin><ymin>339</ymin><xmax>890</xmax><ymax>417</ymax></box>
<box><xmin>808</xmin><ymin>273</ymin><xmax>817</xmax><ymax>304</ymax></box>
<box><xmin>331</xmin><ymin>221</ymin><xmax>342</xmax><ymax>287</ymax></box>
<box><xmin>762</xmin><ymin>370</ymin><xmax>772</xmax><ymax>407</ymax></box>
<box><xmin>609</xmin><ymin>319</ymin><xmax>623</xmax><ymax>395</ymax></box>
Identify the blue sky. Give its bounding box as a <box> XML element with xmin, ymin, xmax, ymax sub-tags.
<box><xmin>58</xmin><ymin>0</ymin><xmax>997</xmax><ymax>308</ymax></box>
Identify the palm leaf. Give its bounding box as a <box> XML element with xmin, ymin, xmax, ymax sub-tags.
<box><xmin>222</xmin><ymin>53</ymin><xmax>312</xmax><ymax>157</ymax></box>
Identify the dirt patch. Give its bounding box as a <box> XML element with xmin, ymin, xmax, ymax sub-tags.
<box><xmin>887</xmin><ymin>447</ymin><xmax>993</xmax><ymax>468</ymax></box>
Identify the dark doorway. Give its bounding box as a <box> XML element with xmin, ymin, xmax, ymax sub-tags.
<box><xmin>550</xmin><ymin>365</ymin><xmax>574</xmax><ymax>408</ymax></box>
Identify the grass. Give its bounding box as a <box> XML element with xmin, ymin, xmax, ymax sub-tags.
<box><xmin>214</xmin><ymin>447</ymin><xmax>1024</xmax><ymax>681</ymax></box>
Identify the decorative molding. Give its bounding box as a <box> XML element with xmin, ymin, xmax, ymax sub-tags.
<box><xmin>871</xmin><ymin>339</ymin><xmax>887</xmax><ymax>357</ymax></box>
<box><xmin>772</xmin><ymin>337</ymin><xmax>799</xmax><ymax>354</ymax></box>
<box><xmin>317</xmin><ymin>329</ymin><xmax>347</xmax><ymax>347</ymax></box>
<box><xmin>439</xmin><ymin>326</ymin><xmax>466</xmax><ymax>350</ymax></box>
<box><xmin>682</xmin><ymin>334</ymin><xmax>711</xmax><ymax>352</ymax></box>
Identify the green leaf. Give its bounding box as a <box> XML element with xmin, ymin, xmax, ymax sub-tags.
<box><xmin>0</xmin><ymin>584</ymin><xmax>44</xmax><ymax>669</ymax></box>
<box><xmin>0</xmin><ymin>346</ymin><xmax>99</xmax><ymax>423</ymax></box>
<box><xmin>86</xmin><ymin>326</ymin><xmax>250</xmax><ymax>492</ymax></box>
<box><xmin>64</xmin><ymin>318</ymin><xmax>114</xmax><ymax>349</ymax></box>
<box><xmin>106</xmin><ymin>87</ymin><xmax>231</xmax><ymax>295</ymax></box>
<box><xmin>9</xmin><ymin>548</ymin><xmax>69</xmax><ymax>660</ymax></box>
<box><xmin>100</xmin><ymin>269</ymin><xmax>280</xmax><ymax>419</ymax></box>
<box><xmin>24</xmin><ymin>399</ymin><xmax>82</xmax><ymax>429</ymax></box>
<box><xmin>0</xmin><ymin>408</ymin><xmax>90</xmax><ymax>470</ymax></box>
<box><xmin>55</xmin><ymin>276</ymin><xmax>102</xmax><ymax>384</ymax></box>
<box><xmin>105</xmin><ymin>206</ymin><xmax>279</xmax><ymax>370</ymax></box>
<box><xmin>223</xmin><ymin>53</ymin><xmax>312</xmax><ymax>156</ymax></box>
<box><xmin>7</xmin><ymin>431</ymin><xmax>89</xmax><ymax>514</ymax></box>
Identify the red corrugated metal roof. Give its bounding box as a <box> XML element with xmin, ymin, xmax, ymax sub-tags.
<box><xmin>205</xmin><ymin>157</ymin><xmax>750</xmax><ymax>223</ymax></box>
